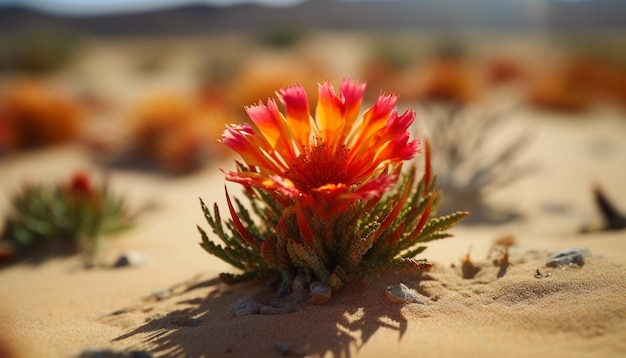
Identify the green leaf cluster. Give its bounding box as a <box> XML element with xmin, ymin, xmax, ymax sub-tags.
<box><xmin>198</xmin><ymin>162</ymin><xmax>468</xmax><ymax>294</ymax></box>
<box><xmin>1</xmin><ymin>179</ymin><xmax>135</xmax><ymax>254</ymax></box>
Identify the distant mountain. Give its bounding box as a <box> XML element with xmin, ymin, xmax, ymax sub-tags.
<box><xmin>0</xmin><ymin>0</ymin><xmax>624</xmax><ymax>36</ymax></box>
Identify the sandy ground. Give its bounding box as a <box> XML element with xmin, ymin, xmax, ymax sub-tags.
<box><xmin>1</xmin><ymin>34</ymin><xmax>626</xmax><ymax>358</ymax></box>
<box><xmin>0</xmin><ymin>105</ymin><xmax>625</xmax><ymax>357</ymax></box>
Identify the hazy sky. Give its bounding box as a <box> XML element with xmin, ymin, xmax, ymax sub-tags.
<box><xmin>0</xmin><ymin>0</ymin><xmax>595</xmax><ymax>16</ymax></box>
<box><xmin>0</xmin><ymin>0</ymin><xmax>307</xmax><ymax>15</ymax></box>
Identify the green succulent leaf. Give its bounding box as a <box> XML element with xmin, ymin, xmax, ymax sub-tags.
<box><xmin>198</xmin><ymin>161</ymin><xmax>468</xmax><ymax>289</ymax></box>
<box><xmin>1</xmin><ymin>175</ymin><xmax>136</xmax><ymax>258</ymax></box>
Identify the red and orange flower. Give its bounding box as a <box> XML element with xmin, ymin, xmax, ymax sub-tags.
<box><xmin>200</xmin><ymin>78</ymin><xmax>468</xmax><ymax>291</ymax></box>
<box><xmin>221</xmin><ymin>78</ymin><xmax>420</xmax><ymax>204</ymax></box>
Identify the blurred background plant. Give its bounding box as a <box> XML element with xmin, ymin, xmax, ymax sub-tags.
<box><xmin>360</xmin><ymin>36</ymin><xmax>418</xmax><ymax>101</ymax></box>
<box><xmin>0</xmin><ymin>80</ymin><xmax>83</xmax><ymax>155</ymax></box>
<box><xmin>90</xmin><ymin>92</ymin><xmax>232</xmax><ymax>174</ymax></box>
<box><xmin>419</xmin><ymin>104</ymin><xmax>532</xmax><ymax>224</ymax></box>
<box><xmin>0</xmin><ymin>25</ymin><xmax>83</xmax><ymax>75</ymax></box>
<box><xmin>410</xmin><ymin>42</ymin><xmax>481</xmax><ymax>105</ymax></box>
<box><xmin>0</xmin><ymin>171</ymin><xmax>136</xmax><ymax>265</ymax></box>
<box><xmin>254</xmin><ymin>25</ymin><xmax>307</xmax><ymax>50</ymax></box>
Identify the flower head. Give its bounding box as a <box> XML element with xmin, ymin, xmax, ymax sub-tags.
<box><xmin>63</xmin><ymin>171</ymin><xmax>103</xmax><ymax>209</ymax></box>
<box><xmin>221</xmin><ymin>78</ymin><xmax>420</xmax><ymax>203</ymax></box>
<box><xmin>68</xmin><ymin>171</ymin><xmax>93</xmax><ymax>196</ymax></box>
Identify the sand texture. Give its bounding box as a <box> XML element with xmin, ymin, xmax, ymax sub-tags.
<box><xmin>1</xmin><ymin>110</ymin><xmax>626</xmax><ymax>357</ymax></box>
<box><xmin>100</xmin><ymin>254</ymin><xmax>626</xmax><ymax>358</ymax></box>
<box><xmin>1</xmin><ymin>34</ymin><xmax>626</xmax><ymax>358</ymax></box>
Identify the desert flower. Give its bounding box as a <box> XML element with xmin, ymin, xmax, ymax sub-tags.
<box><xmin>0</xmin><ymin>80</ymin><xmax>82</xmax><ymax>151</ymax></box>
<box><xmin>222</xmin><ymin>79</ymin><xmax>418</xmax><ymax>205</ymax></box>
<box><xmin>526</xmin><ymin>59</ymin><xmax>603</xmax><ymax>113</ymax></box>
<box><xmin>125</xmin><ymin>94</ymin><xmax>229</xmax><ymax>173</ymax></box>
<box><xmin>198</xmin><ymin>79</ymin><xmax>467</xmax><ymax>297</ymax></box>
<box><xmin>1</xmin><ymin>171</ymin><xmax>135</xmax><ymax>262</ymax></box>
<box><xmin>131</xmin><ymin>94</ymin><xmax>196</xmax><ymax>156</ymax></box>
<box><xmin>411</xmin><ymin>58</ymin><xmax>479</xmax><ymax>105</ymax></box>
<box><xmin>485</xmin><ymin>57</ymin><xmax>525</xmax><ymax>86</ymax></box>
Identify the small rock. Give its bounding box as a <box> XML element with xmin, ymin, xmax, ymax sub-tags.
<box><xmin>114</xmin><ymin>252</ymin><xmax>149</xmax><ymax>268</ymax></box>
<box><xmin>147</xmin><ymin>289</ymin><xmax>171</xmax><ymax>301</ymax></box>
<box><xmin>309</xmin><ymin>281</ymin><xmax>332</xmax><ymax>305</ymax></box>
<box><xmin>233</xmin><ymin>297</ymin><xmax>263</xmax><ymax>316</ymax></box>
<box><xmin>291</xmin><ymin>274</ymin><xmax>308</xmax><ymax>292</ymax></box>
<box><xmin>288</xmin><ymin>274</ymin><xmax>310</xmax><ymax>304</ymax></box>
<box><xmin>545</xmin><ymin>247</ymin><xmax>585</xmax><ymax>268</ymax></box>
<box><xmin>385</xmin><ymin>283</ymin><xmax>424</xmax><ymax>304</ymax></box>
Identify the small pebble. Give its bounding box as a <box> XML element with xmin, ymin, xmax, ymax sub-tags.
<box><xmin>114</xmin><ymin>252</ymin><xmax>149</xmax><ymax>268</ymax></box>
<box><xmin>233</xmin><ymin>297</ymin><xmax>263</xmax><ymax>316</ymax></box>
<box><xmin>291</xmin><ymin>274</ymin><xmax>308</xmax><ymax>292</ymax></box>
<box><xmin>545</xmin><ymin>247</ymin><xmax>585</xmax><ymax>268</ymax></box>
<box><xmin>147</xmin><ymin>289</ymin><xmax>171</xmax><ymax>301</ymax></box>
<box><xmin>309</xmin><ymin>281</ymin><xmax>332</xmax><ymax>305</ymax></box>
<box><xmin>287</xmin><ymin>275</ymin><xmax>309</xmax><ymax>303</ymax></box>
<box><xmin>385</xmin><ymin>283</ymin><xmax>424</xmax><ymax>304</ymax></box>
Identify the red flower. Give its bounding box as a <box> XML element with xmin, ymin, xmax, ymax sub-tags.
<box><xmin>69</xmin><ymin>171</ymin><xmax>92</xmax><ymax>196</ymax></box>
<box><xmin>221</xmin><ymin>78</ymin><xmax>420</xmax><ymax>204</ymax></box>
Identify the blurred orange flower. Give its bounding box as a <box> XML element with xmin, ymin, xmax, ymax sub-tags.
<box><xmin>128</xmin><ymin>93</ymin><xmax>231</xmax><ymax>173</ymax></box>
<box><xmin>0</xmin><ymin>81</ymin><xmax>82</xmax><ymax>151</ymax></box>
<box><xmin>221</xmin><ymin>78</ymin><xmax>420</xmax><ymax>204</ymax></box>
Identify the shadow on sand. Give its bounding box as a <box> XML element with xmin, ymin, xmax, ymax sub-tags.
<box><xmin>108</xmin><ymin>271</ymin><xmax>421</xmax><ymax>357</ymax></box>
<box><xmin>0</xmin><ymin>240</ymin><xmax>80</xmax><ymax>268</ymax></box>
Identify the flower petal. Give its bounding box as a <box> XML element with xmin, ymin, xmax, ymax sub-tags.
<box><xmin>245</xmin><ymin>99</ymin><xmax>296</xmax><ymax>163</ymax></box>
<box><xmin>342</xmin><ymin>173</ymin><xmax>398</xmax><ymax>201</ymax></box>
<box><xmin>374</xmin><ymin>134</ymin><xmax>420</xmax><ymax>163</ymax></box>
<box><xmin>339</xmin><ymin>78</ymin><xmax>366</xmax><ymax>133</ymax></box>
<box><xmin>314</xmin><ymin>80</ymin><xmax>343</xmax><ymax>144</ymax></box>
<box><xmin>278</xmin><ymin>84</ymin><xmax>311</xmax><ymax>151</ymax></box>
<box><xmin>221</xmin><ymin>124</ymin><xmax>279</xmax><ymax>172</ymax></box>
<box><xmin>347</xmin><ymin>92</ymin><xmax>398</xmax><ymax>162</ymax></box>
